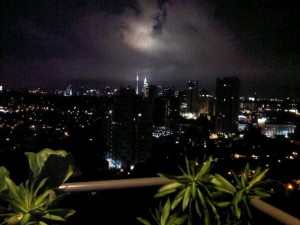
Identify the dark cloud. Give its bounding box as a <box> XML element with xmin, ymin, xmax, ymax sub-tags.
<box><xmin>1</xmin><ymin>0</ymin><xmax>299</xmax><ymax>98</ymax></box>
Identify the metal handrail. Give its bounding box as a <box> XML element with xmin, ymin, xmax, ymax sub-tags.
<box><xmin>60</xmin><ymin>177</ymin><xmax>300</xmax><ymax>225</ymax></box>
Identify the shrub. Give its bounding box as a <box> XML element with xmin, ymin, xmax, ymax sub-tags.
<box><xmin>0</xmin><ymin>148</ymin><xmax>75</xmax><ymax>225</ymax></box>
<box><xmin>138</xmin><ymin>156</ymin><xmax>273</xmax><ymax>225</ymax></box>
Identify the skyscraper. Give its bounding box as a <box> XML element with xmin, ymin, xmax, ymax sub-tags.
<box><xmin>187</xmin><ymin>80</ymin><xmax>200</xmax><ymax>113</ymax></box>
<box><xmin>215</xmin><ymin>77</ymin><xmax>240</xmax><ymax>136</ymax></box>
<box><xmin>136</xmin><ymin>73</ymin><xmax>139</xmax><ymax>95</ymax></box>
<box><xmin>106</xmin><ymin>87</ymin><xmax>153</xmax><ymax>168</ymax></box>
<box><xmin>143</xmin><ymin>77</ymin><xmax>149</xmax><ymax>98</ymax></box>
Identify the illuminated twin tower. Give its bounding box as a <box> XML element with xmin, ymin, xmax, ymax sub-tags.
<box><xmin>136</xmin><ymin>73</ymin><xmax>149</xmax><ymax>97</ymax></box>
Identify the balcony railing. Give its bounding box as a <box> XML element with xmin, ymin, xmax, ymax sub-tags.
<box><xmin>60</xmin><ymin>177</ymin><xmax>300</xmax><ymax>225</ymax></box>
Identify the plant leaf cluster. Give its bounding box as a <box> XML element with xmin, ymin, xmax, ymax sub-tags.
<box><xmin>212</xmin><ymin>164</ymin><xmax>273</xmax><ymax>224</ymax></box>
<box><xmin>138</xmin><ymin>156</ymin><xmax>273</xmax><ymax>225</ymax></box>
<box><xmin>0</xmin><ymin>148</ymin><xmax>75</xmax><ymax>225</ymax></box>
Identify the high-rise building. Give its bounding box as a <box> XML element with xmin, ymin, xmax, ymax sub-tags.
<box><xmin>153</xmin><ymin>96</ymin><xmax>180</xmax><ymax>132</ymax></box>
<box><xmin>187</xmin><ymin>80</ymin><xmax>200</xmax><ymax>113</ymax></box>
<box><xmin>143</xmin><ymin>77</ymin><xmax>149</xmax><ymax>98</ymax></box>
<box><xmin>136</xmin><ymin>73</ymin><xmax>139</xmax><ymax>95</ymax></box>
<box><xmin>199</xmin><ymin>89</ymin><xmax>214</xmax><ymax>115</ymax></box>
<box><xmin>215</xmin><ymin>77</ymin><xmax>240</xmax><ymax>136</ymax></box>
<box><xmin>105</xmin><ymin>87</ymin><xmax>153</xmax><ymax>168</ymax></box>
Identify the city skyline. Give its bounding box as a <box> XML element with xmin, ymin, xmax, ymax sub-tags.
<box><xmin>1</xmin><ymin>0</ymin><xmax>300</xmax><ymax>99</ymax></box>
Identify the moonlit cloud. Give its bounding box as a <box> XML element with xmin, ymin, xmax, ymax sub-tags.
<box><xmin>1</xmin><ymin>0</ymin><xmax>299</xmax><ymax>98</ymax></box>
<box><xmin>73</xmin><ymin>0</ymin><xmax>251</xmax><ymax>86</ymax></box>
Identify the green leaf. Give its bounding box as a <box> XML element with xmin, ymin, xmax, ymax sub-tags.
<box><xmin>233</xmin><ymin>196</ymin><xmax>241</xmax><ymax>219</ymax></box>
<box><xmin>20</xmin><ymin>213</ymin><xmax>31</xmax><ymax>225</ymax></box>
<box><xmin>154</xmin><ymin>189</ymin><xmax>177</xmax><ymax>198</ymax></box>
<box><xmin>5</xmin><ymin>177</ymin><xmax>20</xmax><ymax>200</ymax></box>
<box><xmin>235</xmin><ymin>191</ymin><xmax>244</xmax><ymax>204</ymax></box>
<box><xmin>243</xmin><ymin>197</ymin><xmax>252</xmax><ymax>219</ymax></box>
<box><xmin>191</xmin><ymin>182</ymin><xmax>197</xmax><ymax>200</ymax></box>
<box><xmin>252</xmin><ymin>167</ymin><xmax>261</xmax><ymax>178</ymax></box>
<box><xmin>0</xmin><ymin>167</ymin><xmax>10</xmax><ymax>192</ymax></box>
<box><xmin>42</xmin><ymin>213</ymin><xmax>66</xmax><ymax>221</ymax></box>
<box><xmin>212</xmin><ymin>174</ymin><xmax>236</xmax><ymax>193</ymax></box>
<box><xmin>174</xmin><ymin>215</ymin><xmax>188</xmax><ymax>225</ymax></box>
<box><xmin>25</xmin><ymin>152</ymin><xmax>40</xmax><ymax>178</ymax></box>
<box><xmin>196</xmin><ymin>156</ymin><xmax>213</xmax><ymax>180</ymax></box>
<box><xmin>214</xmin><ymin>185</ymin><xmax>235</xmax><ymax>195</ymax></box>
<box><xmin>241</xmin><ymin>172</ymin><xmax>246</xmax><ymax>189</ymax></box>
<box><xmin>33</xmin><ymin>190</ymin><xmax>50</xmax><ymax>208</ymax></box>
<box><xmin>33</xmin><ymin>178</ymin><xmax>48</xmax><ymax>198</ymax></box>
<box><xmin>182</xmin><ymin>186</ymin><xmax>191</xmax><ymax>211</ymax></box>
<box><xmin>195</xmin><ymin>200</ymin><xmax>202</xmax><ymax>217</ymax></box>
<box><xmin>5</xmin><ymin>178</ymin><xmax>28</xmax><ymax>213</ymax></box>
<box><xmin>37</xmin><ymin>154</ymin><xmax>73</xmax><ymax>189</ymax></box>
<box><xmin>161</xmin><ymin>199</ymin><xmax>171</xmax><ymax>225</ymax></box>
<box><xmin>166</xmin><ymin>214</ymin><xmax>177</xmax><ymax>225</ymax></box>
<box><xmin>197</xmin><ymin>189</ymin><xmax>206</xmax><ymax>208</ymax></box>
<box><xmin>178</xmin><ymin>166</ymin><xmax>190</xmax><ymax>179</ymax></box>
<box><xmin>206</xmin><ymin>198</ymin><xmax>219</xmax><ymax>222</ymax></box>
<box><xmin>204</xmin><ymin>209</ymin><xmax>211</xmax><ymax>225</ymax></box>
<box><xmin>137</xmin><ymin>217</ymin><xmax>152</xmax><ymax>225</ymax></box>
<box><xmin>215</xmin><ymin>201</ymin><xmax>231</xmax><ymax>208</ymax></box>
<box><xmin>231</xmin><ymin>171</ymin><xmax>241</xmax><ymax>189</ymax></box>
<box><xmin>171</xmin><ymin>189</ymin><xmax>185</xmax><ymax>210</ymax></box>
<box><xmin>158</xmin><ymin>182</ymin><xmax>183</xmax><ymax>193</ymax></box>
<box><xmin>19</xmin><ymin>182</ymin><xmax>30</xmax><ymax>211</ymax></box>
<box><xmin>157</xmin><ymin>173</ymin><xmax>178</xmax><ymax>180</ymax></box>
<box><xmin>248</xmin><ymin>169</ymin><xmax>269</xmax><ymax>188</ymax></box>
<box><xmin>252</xmin><ymin>188</ymin><xmax>271</xmax><ymax>198</ymax></box>
<box><xmin>185</xmin><ymin>156</ymin><xmax>191</xmax><ymax>176</ymax></box>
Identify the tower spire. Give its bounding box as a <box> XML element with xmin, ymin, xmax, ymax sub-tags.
<box><xmin>136</xmin><ymin>72</ymin><xmax>139</xmax><ymax>95</ymax></box>
<box><xmin>143</xmin><ymin>76</ymin><xmax>149</xmax><ymax>97</ymax></box>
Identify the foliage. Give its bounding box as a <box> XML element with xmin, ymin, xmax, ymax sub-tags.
<box><xmin>137</xmin><ymin>199</ymin><xmax>188</xmax><ymax>225</ymax></box>
<box><xmin>138</xmin><ymin>156</ymin><xmax>273</xmax><ymax>225</ymax></box>
<box><xmin>212</xmin><ymin>164</ymin><xmax>273</xmax><ymax>225</ymax></box>
<box><xmin>0</xmin><ymin>148</ymin><xmax>75</xmax><ymax>225</ymax></box>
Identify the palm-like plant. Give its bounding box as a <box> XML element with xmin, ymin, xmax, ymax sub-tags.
<box><xmin>154</xmin><ymin>156</ymin><xmax>220</xmax><ymax>225</ymax></box>
<box><xmin>138</xmin><ymin>156</ymin><xmax>273</xmax><ymax>225</ymax></box>
<box><xmin>212</xmin><ymin>164</ymin><xmax>273</xmax><ymax>225</ymax></box>
<box><xmin>137</xmin><ymin>199</ymin><xmax>188</xmax><ymax>225</ymax></box>
<box><xmin>0</xmin><ymin>148</ymin><xmax>75</xmax><ymax>225</ymax></box>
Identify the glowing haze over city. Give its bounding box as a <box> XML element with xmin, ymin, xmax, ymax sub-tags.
<box><xmin>1</xmin><ymin>0</ymin><xmax>299</xmax><ymax>98</ymax></box>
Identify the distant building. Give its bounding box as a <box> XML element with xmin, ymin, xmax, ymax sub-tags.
<box><xmin>63</xmin><ymin>85</ymin><xmax>73</xmax><ymax>96</ymax></box>
<box><xmin>153</xmin><ymin>96</ymin><xmax>180</xmax><ymax>132</ymax></box>
<box><xmin>105</xmin><ymin>87</ymin><xmax>154</xmax><ymax>168</ymax></box>
<box><xmin>187</xmin><ymin>80</ymin><xmax>200</xmax><ymax>113</ymax></box>
<box><xmin>163</xmin><ymin>87</ymin><xmax>175</xmax><ymax>97</ymax></box>
<box><xmin>257</xmin><ymin>117</ymin><xmax>296</xmax><ymax>138</ymax></box>
<box><xmin>143</xmin><ymin>77</ymin><xmax>149</xmax><ymax>98</ymax></box>
<box><xmin>263</xmin><ymin>124</ymin><xmax>295</xmax><ymax>138</ymax></box>
<box><xmin>199</xmin><ymin>89</ymin><xmax>214</xmax><ymax>115</ymax></box>
<box><xmin>148</xmin><ymin>85</ymin><xmax>159</xmax><ymax>98</ymax></box>
<box><xmin>215</xmin><ymin>77</ymin><xmax>240</xmax><ymax>136</ymax></box>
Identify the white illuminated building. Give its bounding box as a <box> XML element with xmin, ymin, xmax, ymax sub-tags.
<box><xmin>257</xmin><ymin>117</ymin><xmax>295</xmax><ymax>138</ymax></box>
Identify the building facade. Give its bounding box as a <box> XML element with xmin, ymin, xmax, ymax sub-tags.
<box><xmin>215</xmin><ymin>77</ymin><xmax>240</xmax><ymax>136</ymax></box>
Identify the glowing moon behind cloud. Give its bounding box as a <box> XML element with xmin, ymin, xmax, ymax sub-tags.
<box><xmin>122</xmin><ymin>21</ymin><xmax>163</xmax><ymax>53</ymax></box>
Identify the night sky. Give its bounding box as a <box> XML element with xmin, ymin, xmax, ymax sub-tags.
<box><xmin>1</xmin><ymin>0</ymin><xmax>299</xmax><ymax>98</ymax></box>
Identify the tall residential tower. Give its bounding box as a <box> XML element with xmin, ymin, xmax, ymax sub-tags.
<box><xmin>215</xmin><ymin>77</ymin><xmax>240</xmax><ymax>136</ymax></box>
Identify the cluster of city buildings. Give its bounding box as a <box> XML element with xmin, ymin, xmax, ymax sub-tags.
<box><xmin>0</xmin><ymin>77</ymin><xmax>299</xmax><ymax>171</ymax></box>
